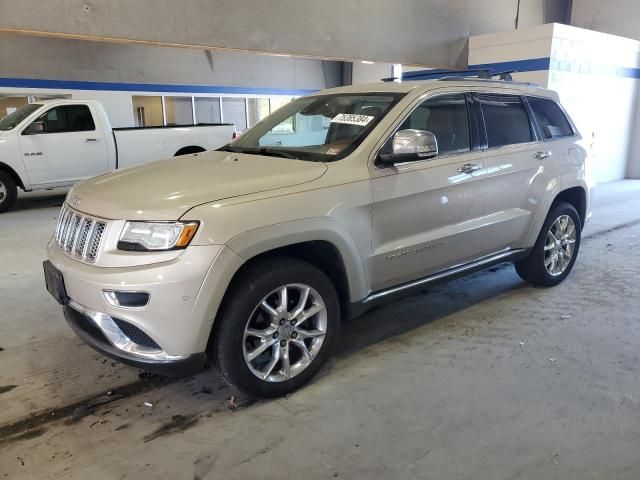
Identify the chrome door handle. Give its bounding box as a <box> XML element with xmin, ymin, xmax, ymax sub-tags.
<box><xmin>458</xmin><ymin>163</ymin><xmax>481</xmax><ymax>174</ymax></box>
<box><xmin>533</xmin><ymin>150</ymin><xmax>552</xmax><ymax>160</ymax></box>
<box><xmin>84</xmin><ymin>138</ymin><xmax>98</xmax><ymax>142</ymax></box>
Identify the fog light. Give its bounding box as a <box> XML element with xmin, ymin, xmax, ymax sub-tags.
<box><xmin>103</xmin><ymin>290</ymin><xmax>150</xmax><ymax>308</ymax></box>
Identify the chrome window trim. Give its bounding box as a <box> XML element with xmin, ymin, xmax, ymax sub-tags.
<box><xmin>371</xmin><ymin>90</ymin><xmax>476</xmax><ymax>169</ymax></box>
<box><xmin>475</xmin><ymin>92</ymin><xmax>539</xmax><ymax>150</ymax></box>
<box><xmin>525</xmin><ymin>94</ymin><xmax>579</xmax><ymax>142</ymax></box>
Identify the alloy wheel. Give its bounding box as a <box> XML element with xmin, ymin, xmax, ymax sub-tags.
<box><xmin>544</xmin><ymin>214</ymin><xmax>577</xmax><ymax>276</ymax></box>
<box><xmin>0</xmin><ymin>181</ymin><xmax>6</xmax><ymax>202</ymax></box>
<box><xmin>242</xmin><ymin>283</ymin><xmax>327</xmax><ymax>382</ymax></box>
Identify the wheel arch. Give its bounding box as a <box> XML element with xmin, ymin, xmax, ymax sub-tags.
<box><xmin>553</xmin><ymin>186</ymin><xmax>587</xmax><ymax>226</ymax></box>
<box><xmin>226</xmin><ymin>219</ymin><xmax>369</xmax><ymax>306</ymax></box>
<box><xmin>0</xmin><ymin>162</ymin><xmax>26</xmax><ymax>190</ymax></box>
<box><xmin>523</xmin><ymin>184</ymin><xmax>588</xmax><ymax>247</ymax></box>
<box><xmin>174</xmin><ymin>145</ymin><xmax>206</xmax><ymax>156</ymax></box>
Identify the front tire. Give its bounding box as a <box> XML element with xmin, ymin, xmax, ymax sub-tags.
<box><xmin>0</xmin><ymin>171</ymin><xmax>17</xmax><ymax>213</ymax></box>
<box><xmin>211</xmin><ymin>257</ymin><xmax>340</xmax><ymax>398</ymax></box>
<box><xmin>515</xmin><ymin>202</ymin><xmax>581</xmax><ymax>287</ymax></box>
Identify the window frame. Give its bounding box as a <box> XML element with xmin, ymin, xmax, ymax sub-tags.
<box><xmin>473</xmin><ymin>92</ymin><xmax>539</xmax><ymax>150</ymax></box>
<box><xmin>22</xmin><ymin>104</ymin><xmax>96</xmax><ymax>135</ymax></box>
<box><xmin>523</xmin><ymin>95</ymin><xmax>576</xmax><ymax>142</ymax></box>
<box><xmin>374</xmin><ymin>91</ymin><xmax>479</xmax><ymax>168</ymax></box>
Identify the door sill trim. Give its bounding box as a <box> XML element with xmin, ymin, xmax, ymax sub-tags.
<box><xmin>350</xmin><ymin>248</ymin><xmax>527</xmax><ymax>318</ymax></box>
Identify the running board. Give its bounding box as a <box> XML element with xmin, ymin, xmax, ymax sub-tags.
<box><xmin>349</xmin><ymin>248</ymin><xmax>527</xmax><ymax>319</ymax></box>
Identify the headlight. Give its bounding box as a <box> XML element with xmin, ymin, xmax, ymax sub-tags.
<box><xmin>118</xmin><ymin>221</ymin><xmax>199</xmax><ymax>251</ymax></box>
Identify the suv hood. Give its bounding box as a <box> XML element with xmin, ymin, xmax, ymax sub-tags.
<box><xmin>70</xmin><ymin>151</ymin><xmax>328</xmax><ymax>220</ymax></box>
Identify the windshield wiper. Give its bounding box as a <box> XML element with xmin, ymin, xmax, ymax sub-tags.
<box><xmin>257</xmin><ymin>148</ymin><xmax>299</xmax><ymax>159</ymax></box>
<box><xmin>218</xmin><ymin>145</ymin><xmax>299</xmax><ymax>159</ymax></box>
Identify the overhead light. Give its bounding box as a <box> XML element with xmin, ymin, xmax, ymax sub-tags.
<box><xmin>361</xmin><ymin>60</ymin><xmax>375</xmax><ymax>64</ymax></box>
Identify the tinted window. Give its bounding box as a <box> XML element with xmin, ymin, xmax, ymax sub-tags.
<box><xmin>33</xmin><ymin>105</ymin><xmax>95</xmax><ymax>133</ymax></box>
<box><xmin>479</xmin><ymin>94</ymin><xmax>532</xmax><ymax>148</ymax></box>
<box><xmin>400</xmin><ymin>93</ymin><xmax>470</xmax><ymax>154</ymax></box>
<box><xmin>528</xmin><ymin>97</ymin><xmax>573</xmax><ymax>139</ymax></box>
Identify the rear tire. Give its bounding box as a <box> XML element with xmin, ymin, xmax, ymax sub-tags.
<box><xmin>0</xmin><ymin>171</ymin><xmax>17</xmax><ymax>213</ymax></box>
<box><xmin>515</xmin><ymin>202</ymin><xmax>581</xmax><ymax>287</ymax></box>
<box><xmin>211</xmin><ymin>257</ymin><xmax>340</xmax><ymax>398</ymax></box>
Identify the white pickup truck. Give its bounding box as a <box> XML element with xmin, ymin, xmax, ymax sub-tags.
<box><xmin>0</xmin><ymin>99</ymin><xmax>235</xmax><ymax>212</ymax></box>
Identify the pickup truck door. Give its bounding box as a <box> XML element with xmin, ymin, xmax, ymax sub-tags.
<box><xmin>19</xmin><ymin>104</ymin><xmax>109</xmax><ymax>186</ymax></box>
<box><xmin>369</xmin><ymin>92</ymin><xmax>493</xmax><ymax>292</ymax></box>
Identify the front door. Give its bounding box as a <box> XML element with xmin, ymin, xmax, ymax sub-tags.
<box><xmin>19</xmin><ymin>104</ymin><xmax>109</xmax><ymax>186</ymax></box>
<box><xmin>369</xmin><ymin>93</ymin><xmax>493</xmax><ymax>292</ymax></box>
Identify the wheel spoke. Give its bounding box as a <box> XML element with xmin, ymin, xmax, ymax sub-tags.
<box><xmin>261</xmin><ymin>345</ymin><xmax>281</xmax><ymax>379</ymax></box>
<box><xmin>544</xmin><ymin>242</ymin><xmax>555</xmax><ymax>251</ymax></box>
<box><xmin>290</xmin><ymin>286</ymin><xmax>310</xmax><ymax>320</ymax></box>
<box><xmin>279</xmin><ymin>344</ymin><xmax>291</xmax><ymax>379</ymax></box>
<box><xmin>259</xmin><ymin>300</ymin><xmax>279</xmax><ymax>319</ymax></box>
<box><xmin>297</xmin><ymin>328</ymin><xmax>325</xmax><ymax>340</ymax></box>
<box><xmin>545</xmin><ymin>254</ymin><xmax>554</xmax><ymax>267</ymax></box>
<box><xmin>291</xmin><ymin>339</ymin><xmax>313</xmax><ymax>361</ymax></box>
<box><xmin>298</xmin><ymin>303</ymin><xmax>324</xmax><ymax>324</ymax></box>
<box><xmin>278</xmin><ymin>286</ymin><xmax>288</xmax><ymax>313</ymax></box>
<box><xmin>563</xmin><ymin>224</ymin><xmax>575</xmax><ymax>239</ymax></box>
<box><xmin>246</xmin><ymin>326</ymin><xmax>276</xmax><ymax>339</ymax></box>
<box><xmin>247</xmin><ymin>337</ymin><xmax>277</xmax><ymax>361</ymax></box>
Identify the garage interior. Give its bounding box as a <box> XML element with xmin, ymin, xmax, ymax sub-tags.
<box><xmin>2</xmin><ymin>1</ymin><xmax>640</xmax><ymax>478</ymax></box>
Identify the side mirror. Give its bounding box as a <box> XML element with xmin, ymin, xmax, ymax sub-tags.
<box><xmin>378</xmin><ymin>129</ymin><xmax>438</xmax><ymax>165</ymax></box>
<box><xmin>23</xmin><ymin>121</ymin><xmax>45</xmax><ymax>135</ymax></box>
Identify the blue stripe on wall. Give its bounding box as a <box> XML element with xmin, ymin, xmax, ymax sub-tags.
<box><xmin>403</xmin><ymin>57</ymin><xmax>640</xmax><ymax>81</ymax></box>
<box><xmin>0</xmin><ymin>77</ymin><xmax>317</xmax><ymax>96</ymax></box>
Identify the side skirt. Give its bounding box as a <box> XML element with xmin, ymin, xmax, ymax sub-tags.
<box><xmin>348</xmin><ymin>248</ymin><xmax>529</xmax><ymax>319</ymax></box>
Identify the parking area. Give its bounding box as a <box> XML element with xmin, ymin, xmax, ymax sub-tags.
<box><xmin>2</xmin><ymin>181</ymin><xmax>640</xmax><ymax>479</ymax></box>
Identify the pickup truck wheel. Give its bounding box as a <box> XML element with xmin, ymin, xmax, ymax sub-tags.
<box><xmin>0</xmin><ymin>171</ymin><xmax>17</xmax><ymax>213</ymax></box>
<box><xmin>515</xmin><ymin>202</ymin><xmax>581</xmax><ymax>287</ymax></box>
<box><xmin>212</xmin><ymin>257</ymin><xmax>340</xmax><ymax>398</ymax></box>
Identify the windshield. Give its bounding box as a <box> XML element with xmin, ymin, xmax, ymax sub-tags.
<box><xmin>0</xmin><ymin>104</ymin><xmax>42</xmax><ymax>131</ymax></box>
<box><xmin>220</xmin><ymin>93</ymin><xmax>404</xmax><ymax>161</ymax></box>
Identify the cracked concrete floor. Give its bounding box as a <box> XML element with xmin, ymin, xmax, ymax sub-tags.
<box><xmin>1</xmin><ymin>181</ymin><xmax>640</xmax><ymax>480</ymax></box>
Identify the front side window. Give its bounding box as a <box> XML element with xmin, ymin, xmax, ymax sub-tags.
<box><xmin>478</xmin><ymin>94</ymin><xmax>533</xmax><ymax>148</ymax></box>
<box><xmin>0</xmin><ymin>103</ymin><xmax>42</xmax><ymax>131</ymax></box>
<box><xmin>527</xmin><ymin>97</ymin><xmax>574</xmax><ymax>140</ymax></box>
<box><xmin>31</xmin><ymin>105</ymin><xmax>95</xmax><ymax>133</ymax></box>
<box><xmin>224</xmin><ymin>93</ymin><xmax>404</xmax><ymax>162</ymax></box>
<box><xmin>399</xmin><ymin>93</ymin><xmax>470</xmax><ymax>155</ymax></box>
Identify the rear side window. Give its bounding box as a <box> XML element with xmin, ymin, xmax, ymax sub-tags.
<box><xmin>527</xmin><ymin>97</ymin><xmax>573</xmax><ymax>139</ymax></box>
<box><xmin>33</xmin><ymin>105</ymin><xmax>95</xmax><ymax>133</ymax></box>
<box><xmin>478</xmin><ymin>94</ymin><xmax>532</xmax><ymax>148</ymax></box>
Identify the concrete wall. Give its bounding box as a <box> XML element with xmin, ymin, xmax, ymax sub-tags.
<box><xmin>0</xmin><ymin>33</ymin><xmax>343</xmax><ymax>128</ymax></box>
<box><xmin>571</xmin><ymin>0</ymin><xmax>640</xmax><ymax>42</ymax></box>
<box><xmin>0</xmin><ymin>33</ymin><xmax>342</xmax><ymax>90</ymax></box>
<box><xmin>469</xmin><ymin>23</ymin><xmax>640</xmax><ymax>182</ymax></box>
<box><xmin>0</xmin><ymin>0</ymin><xmax>569</xmax><ymax>67</ymax></box>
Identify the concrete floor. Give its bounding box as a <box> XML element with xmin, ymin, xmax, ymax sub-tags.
<box><xmin>1</xmin><ymin>181</ymin><xmax>640</xmax><ymax>480</ymax></box>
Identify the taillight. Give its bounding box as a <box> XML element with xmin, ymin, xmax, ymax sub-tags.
<box><xmin>232</xmin><ymin>131</ymin><xmax>237</xmax><ymax>140</ymax></box>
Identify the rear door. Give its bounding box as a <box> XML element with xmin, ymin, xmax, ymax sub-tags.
<box><xmin>369</xmin><ymin>92</ymin><xmax>493</xmax><ymax>291</ymax></box>
<box><xmin>19</xmin><ymin>104</ymin><xmax>109</xmax><ymax>186</ymax></box>
<box><xmin>475</xmin><ymin>93</ymin><xmax>550</xmax><ymax>252</ymax></box>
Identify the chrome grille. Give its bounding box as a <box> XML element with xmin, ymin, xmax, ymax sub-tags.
<box><xmin>54</xmin><ymin>205</ymin><xmax>107</xmax><ymax>263</ymax></box>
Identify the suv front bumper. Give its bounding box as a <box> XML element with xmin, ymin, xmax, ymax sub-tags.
<box><xmin>46</xmin><ymin>238</ymin><xmax>244</xmax><ymax>373</ymax></box>
<box><xmin>63</xmin><ymin>303</ymin><xmax>207</xmax><ymax>376</ymax></box>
